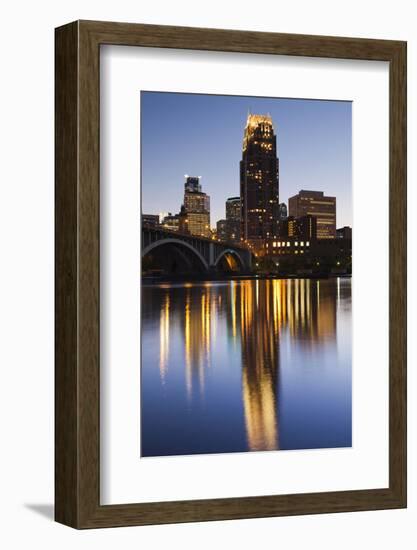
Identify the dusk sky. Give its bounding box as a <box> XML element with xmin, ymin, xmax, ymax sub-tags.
<box><xmin>141</xmin><ymin>91</ymin><xmax>352</xmax><ymax>228</ymax></box>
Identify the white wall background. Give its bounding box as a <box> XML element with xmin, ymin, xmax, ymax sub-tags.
<box><xmin>0</xmin><ymin>0</ymin><xmax>415</xmax><ymax>547</ymax></box>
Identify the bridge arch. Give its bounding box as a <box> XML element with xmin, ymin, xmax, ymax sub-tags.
<box><xmin>214</xmin><ymin>248</ymin><xmax>246</xmax><ymax>272</ymax></box>
<box><xmin>142</xmin><ymin>238</ymin><xmax>209</xmax><ymax>273</ymax></box>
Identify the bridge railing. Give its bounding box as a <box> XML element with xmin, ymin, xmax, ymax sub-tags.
<box><xmin>142</xmin><ymin>224</ymin><xmax>250</xmax><ymax>252</ymax></box>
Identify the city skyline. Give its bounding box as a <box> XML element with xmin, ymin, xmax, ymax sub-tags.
<box><xmin>141</xmin><ymin>92</ymin><xmax>353</xmax><ymax>459</ymax></box>
<box><xmin>141</xmin><ymin>91</ymin><xmax>352</xmax><ymax>228</ymax></box>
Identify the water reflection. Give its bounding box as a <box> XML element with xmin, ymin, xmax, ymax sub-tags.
<box><xmin>141</xmin><ymin>278</ymin><xmax>351</xmax><ymax>457</ymax></box>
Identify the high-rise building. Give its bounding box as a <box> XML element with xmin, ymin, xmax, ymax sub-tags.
<box><xmin>184</xmin><ymin>175</ymin><xmax>201</xmax><ymax>193</ymax></box>
<box><xmin>181</xmin><ymin>176</ymin><xmax>211</xmax><ymax>237</ymax></box>
<box><xmin>240</xmin><ymin>113</ymin><xmax>279</xmax><ymax>252</ymax></box>
<box><xmin>183</xmin><ymin>212</ymin><xmax>211</xmax><ymax>237</ymax></box>
<box><xmin>288</xmin><ymin>190</ymin><xmax>336</xmax><ymax>239</ymax></box>
<box><xmin>216</xmin><ymin>219</ymin><xmax>228</xmax><ymax>241</ymax></box>
<box><xmin>225</xmin><ymin>196</ymin><xmax>241</xmax><ymax>242</ymax></box>
<box><xmin>184</xmin><ymin>190</ymin><xmax>210</xmax><ymax>214</ymax></box>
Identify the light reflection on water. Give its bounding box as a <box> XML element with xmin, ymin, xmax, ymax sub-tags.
<box><xmin>141</xmin><ymin>278</ymin><xmax>352</xmax><ymax>457</ymax></box>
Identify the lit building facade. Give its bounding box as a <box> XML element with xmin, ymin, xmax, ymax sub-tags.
<box><xmin>295</xmin><ymin>214</ymin><xmax>318</xmax><ymax>241</ymax></box>
<box><xmin>161</xmin><ymin>213</ymin><xmax>180</xmax><ymax>232</ymax></box>
<box><xmin>181</xmin><ymin>175</ymin><xmax>211</xmax><ymax>237</ymax></box>
<box><xmin>225</xmin><ymin>196</ymin><xmax>241</xmax><ymax>242</ymax></box>
<box><xmin>267</xmin><ymin>238</ymin><xmax>312</xmax><ymax>256</ymax></box>
<box><xmin>184</xmin><ymin>190</ymin><xmax>210</xmax><ymax>214</ymax></box>
<box><xmin>288</xmin><ymin>190</ymin><xmax>336</xmax><ymax>239</ymax></box>
<box><xmin>186</xmin><ymin>213</ymin><xmax>210</xmax><ymax>237</ymax></box>
<box><xmin>216</xmin><ymin>219</ymin><xmax>228</xmax><ymax>241</ymax></box>
<box><xmin>278</xmin><ymin>214</ymin><xmax>317</xmax><ymax>241</ymax></box>
<box><xmin>240</xmin><ymin>114</ymin><xmax>279</xmax><ymax>253</ymax></box>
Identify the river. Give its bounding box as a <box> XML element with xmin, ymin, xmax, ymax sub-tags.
<box><xmin>141</xmin><ymin>277</ymin><xmax>352</xmax><ymax>457</ymax></box>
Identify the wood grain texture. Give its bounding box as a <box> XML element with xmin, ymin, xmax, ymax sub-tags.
<box><xmin>55</xmin><ymin>21</ymin><xmax>79</xmax><ymax>527</ymax></box>
<box><xmin>55</xmin><ymin>20</ymin><xmax>407</xmax><ymax>529</ymax></box>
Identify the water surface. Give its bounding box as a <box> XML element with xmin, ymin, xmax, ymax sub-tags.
<box><xmin>141</xmin><ymin>278</ymin><xmax>352</xmax><ymax>457</ymax></box>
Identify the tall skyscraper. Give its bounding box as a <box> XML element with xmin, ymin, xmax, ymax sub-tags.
<box><xmin>181</xmin><ymin>175</ymin><xmax>211</xmax><ymax>237</ymax></box>
<box><xmin>184</xmin><ymin>175</ymin><xmax>201</xmax><ymax>193</ymax></box>
<box><xmin>288</xmin><ymin>190</ymin><xmax>336</xmax><ymax>239</ymax></box>
<box><xmin>240</xmin><ymin>113</ymin><xmax>279</xmax><ymax>252</ymax></box>
<box><xmin>225</xmin><ymin>196</ymin><xmax>241</xmax><ymax>242</ymax></box>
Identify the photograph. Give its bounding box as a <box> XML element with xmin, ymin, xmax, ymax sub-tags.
<box><xmin>140</xmin><ymin>91</ymin><xmax>353</xmax><ymax>458</ymax></box>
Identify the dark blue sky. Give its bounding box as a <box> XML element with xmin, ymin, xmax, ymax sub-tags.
<box><xmin>141</xmin><ymin>92</ymin><xmax>352</xmax><ymax>228</ymax></box>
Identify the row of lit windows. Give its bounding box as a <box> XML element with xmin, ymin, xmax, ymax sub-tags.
<box><xmin>305</xmin><ymin>212</ymin><xmax>335</xmax><ymax>218</ymax></box>
<box><xmin>300</xmin><ymin>199</ymin><xmax>335</xmax><ymax>206</ymax></box>
<box><xmin>274</xmin><ymin>249</ymin><xmax>305</xmax><ymax>255</ymax></box>
<box><xmin>272</xmin><ymin>241</ymin><xmax>310</xmax><ymax>248</ymax></box>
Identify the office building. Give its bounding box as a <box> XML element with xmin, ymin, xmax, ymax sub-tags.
<box><xmin>142</xmin><ymin>213</ymin><xmax>160</xmax><ymax>228</ymax></box>
<box><xmin>288</xmin><ymin>190</ymin><xmax>336</xmax><ymax>239</ymax></box>
<box><xmin>216</xmin><ymin>219</ymin><xmax>228</xmax><ymax>241</ymax></box>
<box><xmin>161</xmin><ymin>213</ymin><xmax>180</xmax><ymax>232</ymax></box>
<box><xmin>296</xmin><ymin>214</ymin><xmax>318</xmax><ymax>241</ymax></box>
<box><xmin>225</xmin><ymin>196</ymin><xmax>241</xmax><ymax>242</ymax></box>
<box><xmin>184</xmin><ymin>190</ymin><xmax>210</xmax><ymax>214</ymax></box>
<box><xmin>278</xmin><ymin>214</ymin><xmax>317</xmax><ymax>241</ymax></box>
<box><xmin>182</xmin><ymin>175</ymin><xmax>211</xmax><ymax>237</ymax></box>
<box><xmin>240</xmin><ymin>113</ymin><xmax>279</xmax><ymax>252</ymax></box>
<box><xmin>184</xmin><ymin>175</ymin><xmax>201</xmax><ymax>193</ymax></box>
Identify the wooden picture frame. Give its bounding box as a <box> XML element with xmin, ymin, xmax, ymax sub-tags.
<box><xmin>55</xmin><ymin>20</ymin><xmax>407</xmax><ymax>528</ymax></box>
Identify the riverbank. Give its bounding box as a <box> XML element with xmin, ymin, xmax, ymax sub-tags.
<box><xmin>142</xmin><ymin>271</ymin><xmax>351</xmax><ymax>284</ymax></box>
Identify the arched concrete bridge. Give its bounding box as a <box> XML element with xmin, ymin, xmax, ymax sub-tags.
<box><xmin>142</xmin><ymin>227</ymin><xmax>252</xmax><ymax>273</ymax></box>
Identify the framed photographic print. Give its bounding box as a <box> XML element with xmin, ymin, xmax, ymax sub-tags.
<box><xmin>55</xmin><ymin>20</ymin><xmax>407</xmax><ymax>528</ymax></box>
